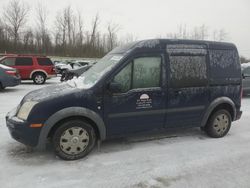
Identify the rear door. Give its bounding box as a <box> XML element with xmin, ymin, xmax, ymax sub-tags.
<box><xmin>14</xmin><ymin>57</ymin><xmax>33</xmax><ymax>79</ymax></box>
<box><xmin>166</xmin><ymin>44</ymin><xmax>209</xmax><ymax>128</ymax></box>
<box><xmin>104</xmin><ymin>53</ymin><xmax>167</xmax><ymax>137</ymax></box>
<box><xmin>37</xmin><ymin>58</ymin><xmax>55</xmax><ymax>75</ymax></box>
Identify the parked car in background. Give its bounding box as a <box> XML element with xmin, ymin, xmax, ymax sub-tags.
<box><xmin>55</xmin><ymin>61</ymin><xmax>86</xmax><ymax>75</ymax></box>
<box><xmin>242</xmin><ymin>63</ymin><xmax>250</xmax><ymax>96</ymax></box>
<box><xmin>76</xmin><ymin>60</ymin><xmax>91</xmax><ymax>67</ymax></box>
<box><xmin>54</xmin><ymin>60</ymin><xmax>93</xmax><ymax>74</ymax></box>
<box><xmin>0</xmin><ymin>54</ymin><xmax>56</xmax><ymax>84</ymax></box>
<box><xmin>60</xmin><ymin>64</ymin><xmax>92</xmax><ymax>82</ymax></box>
<box><xmin>6</xmin><ymin>39</ymin><xmax>242</xmax><ymax>160</ymax></box>
<box><xmin>0</xmin><ymin>64</ymin><xmax>20</xmax><ymax>90</ymax></box>
<box><xmin>53</xmin><ymin>60</ymin><xmax>61</xmax><ymax>65</ymax></box>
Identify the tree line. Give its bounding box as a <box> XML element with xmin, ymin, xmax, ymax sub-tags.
<box><xmin>0</xmin><ymin>0</ymin><xmax>244</xmax><ymax>59</ymax></box>
<box><xmin>0</xmin><ymin>0</ymin><xmax>124</xmax><ymax>58</ymax></box>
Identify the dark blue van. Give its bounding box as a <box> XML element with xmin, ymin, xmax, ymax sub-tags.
<box><xmin>6</xmin><ymin>39</ymin><xmax>242</xmax><ymax>160</ymax></box>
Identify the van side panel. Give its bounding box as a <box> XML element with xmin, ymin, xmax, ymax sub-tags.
<box><xmin>208</xmin><ymin>46</ymin><xmax>242</xmax><ymax>116</ymax></box>
<box><xmin>166</xmin><ymin>44</ymin><xmax>210</xmax><ymax>128</ymax></box>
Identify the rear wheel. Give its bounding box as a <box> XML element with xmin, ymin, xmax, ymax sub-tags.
<box><xmin>32</xmin><ymin>72</ymin><xmax>46</xmax><ymax>84</ymax></box>
<box><xmin>204</xmin><ymin>109</ymin><xmax>231</xmax><ymax>138</ymax></box>
<box><xmin>53</xmin><ymin>119</ymin><xmax>96</xmax><ymax>160</ymax></box>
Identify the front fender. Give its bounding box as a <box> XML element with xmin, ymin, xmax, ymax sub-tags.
<box><xmin>36</xmin><ymin>107</ymin><xmax>106</xmax><ymax>150</ymax></box>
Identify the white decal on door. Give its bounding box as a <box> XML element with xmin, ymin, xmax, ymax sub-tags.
<box><xmin>136</xmin><ymin>94</ymin><xmax>152</xmax><ymax>109</ymax></box>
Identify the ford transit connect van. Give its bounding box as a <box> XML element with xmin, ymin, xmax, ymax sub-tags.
<box><xmin>6</xmin><ymin>39</ymin><xmax>242</xmax><ymax>160</ymax></box>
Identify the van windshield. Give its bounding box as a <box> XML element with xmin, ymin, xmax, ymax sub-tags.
<box><xmin>67</xmin><ymin>54</ymin><xmax>123</xmax><ymax>89</ymax></box>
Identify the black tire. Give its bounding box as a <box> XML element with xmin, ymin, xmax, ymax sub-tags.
<box><xmin>53</xmin><ymin>119</ymin><xmax>96</xmax><ymax>160</ymax></box>
<box><xmin>204</xmin><ymin>109</ymin><xmax>232</xmax><ymax>138</ymax></box>
<box><xmin>0</xmin><ymin>82</ymin><xmax>5</xmax><ymax>90</ymax></box>
<box><xmin>32</xmin><ymin>72</ymin><xmax>46</xmax><ymax>84</ymax></box>
<box><xmin>60</xmin><ymin>70</ymin><xmax>67</xmax><ymax>82</ymax></box>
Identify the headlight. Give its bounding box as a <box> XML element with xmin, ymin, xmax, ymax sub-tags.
<box><xmin>17</xmin><ymin>101</ymin><xmax>38</xmax><ymax>120</ymax></box>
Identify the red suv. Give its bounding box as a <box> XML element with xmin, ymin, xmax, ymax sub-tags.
<box><xmin>0</xmin><ymin>54</ymin><xmax>56</xmax><ymax>84</ymax></box>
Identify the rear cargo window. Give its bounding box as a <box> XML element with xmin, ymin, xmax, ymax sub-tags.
<box><xmin>37</xmin><ymin>58</ymin><xmax>53</xmax><ymax>66</ymax></box>
<box><xmin>209</xmin><ymin>49</ymin><xmax>240</xmax><ymax>79</ymax></box>
<box><xmin>15</xmin><ymin>57</ymin><xmax>33</xmax><ymax>66</ymax></box>
<box><xmin>169</xmin><ymin>55</ymin><xmax>207</xmax><ymax>88</ymax></box>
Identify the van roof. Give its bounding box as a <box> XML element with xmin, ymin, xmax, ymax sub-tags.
<box><xmin>111</xmin><ymin>39</ymin><xmax>237</xmax><ymax>54</ymax></box>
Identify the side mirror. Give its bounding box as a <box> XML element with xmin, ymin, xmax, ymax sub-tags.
<box><xmin>108</xmin><ymin>82</ymin><xmax>122</xmax><ymax>93</ymax></box>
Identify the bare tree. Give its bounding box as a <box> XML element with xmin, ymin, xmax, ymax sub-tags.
<box><xmin>177</xmin><ymin>24</ymin><xmax>188</xmax><ymax>39</ymax></box>
<box><xmin>77</xmin><ymin>10</ymin><xmax>84</xmax><ymax>46</ymax></box>
<box><xmin>199</xmin><ymin>24</ymin><xmax>208</xmax><ymax>40</ymax></box>
<box><xmin>55</xmin><ymin>10</ymin><xmax>67</xmax><ymax>49</ymax></box>
<box><xmin>3</xmin><ymin>0</ymin><xmax>29</xmax><ymax>48</ymax></box>
<box><xmin>213</xmin><ymin>29</ymin><xmax>228</xmax><ymax>41</ymax></box>
<box><xmin>190</xmin><ymin>24</ymin><xmax>208</xmax><ymax>40</ymax></box>
<box><xmin>23</xmin><ymin>29</ymin><xmax>34</xmax><ymax>51</ymax></box>
<box><xmin>107</xmin><ymin>22</ymin><xmax>119</xmax><ymax>51</ymax></box>
<box><xmin>0</xmin><ymin>19</ymin><xmax>5</xmax><ymax>42</ymax></box>
<box><xmin>64</xmin><ymin>6</ymin><xmax>73</xmax><ymax>46</ymax></box>
<box><xmin>90</xmin><ymin>14</ymin><xmax>100</xmax><ymax>47</ymax></box>
<box><xmin>36</xmin><ymin>2</ymin><xmax>50</xmax><ymax>53</ymax></box>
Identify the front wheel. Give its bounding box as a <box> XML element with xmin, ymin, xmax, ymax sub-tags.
<box><xmin>53</xmin><ymin>120</ymin><xmax>96</xmax><ymax>160</ymax></box>
<box><xmin>204</xmin><ymin>110</ymin><xmax>232</xmax><ymax>138</ymax></box>
<box><xmin>33</xmin><ymin>73</ymin><xmax>46</xmax><ymax>84</ymax></box>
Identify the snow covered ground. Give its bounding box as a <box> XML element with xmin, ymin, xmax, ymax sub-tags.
<box><xmin>0</xmin><ymin>78</ymin><xmax>250</xmax><ymax>188</ymax></box>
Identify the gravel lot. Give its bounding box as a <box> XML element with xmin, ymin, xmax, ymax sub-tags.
<box><xmin>0</xmin><ymin>78</ymin><xmax>250</xmax><ymax>188</ymax></box>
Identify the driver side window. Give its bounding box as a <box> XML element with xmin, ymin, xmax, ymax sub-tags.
<box><xmin>113</xmin><ymin>63</ymin><xmax>132</xmax><ymax>93</ymax></box>
<box><xmin>113</xmin><ymin>56</ymin><xmax>161</xmax><ymax>93</ymax></box>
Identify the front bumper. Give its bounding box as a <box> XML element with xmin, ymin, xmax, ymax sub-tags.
<box><xmin>6</xmin><ymin>109</ymin><xmax>41</xmax><ymax>147</ymax></box>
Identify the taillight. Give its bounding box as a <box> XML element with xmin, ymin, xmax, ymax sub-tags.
<box><xmin>15</xmin><ymin>69</ymin><xmax>20</xmax><ymax>77</ymax></box>
<box><xmin>5</xmin><ymin>70</ymin><xmax>16</xmax><ymax>76</ymax></box>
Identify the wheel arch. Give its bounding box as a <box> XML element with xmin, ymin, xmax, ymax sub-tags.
<box><xmin>201</xmin><ymin>97</ymin><xmax>236</xmax><ymax>127</ymax></box>
<box><xmin>30</xmin><ymin>69</ymin><xmax>48</xmax><ymax>79</ymax></box>
<box><xmin>48</xmin><ymin>116</ymin><xmax>101</xmax><ymax>141</ymax></box>
<box><xmin>37</xmin><ymin>107</ymin><xmax>106</xmax><ymax>150</ymax></box>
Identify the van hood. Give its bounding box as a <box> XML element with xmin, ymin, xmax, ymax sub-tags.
<box><xmin>23</xmin><ymin>83</ymin><xmax>78</xmax><ymax>102</ymax></box>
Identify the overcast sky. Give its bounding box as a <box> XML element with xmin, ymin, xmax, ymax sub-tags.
<box><xmin>1</xmin><ymin>0</ymin><xmax>250</xmax><ymax>57</ymax></box>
